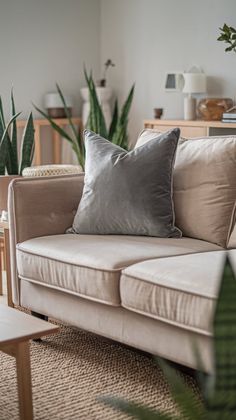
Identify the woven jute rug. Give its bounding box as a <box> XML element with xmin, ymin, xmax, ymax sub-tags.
<box><xmin>0</xmin><ymin>323</ymin><xmax>199</xmax><ymax>419</ymax></box>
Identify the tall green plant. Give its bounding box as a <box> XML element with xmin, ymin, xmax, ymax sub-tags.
<box><xmin>85</xmin><ymin>67</ymin><xmax>135</xmax><ymax>150</ymax></box>
<box><xmin>0</xmin><ymin>90</ymin><xmax>35</xmax><ymax>175</ymax></box>
<box><xmin>101</xmin><ymin>257</ymin><xmax>236</xmax><ymax>419</ymax></box>
<box><xmin>34</xmin><ymin>71</ymin><xmax>134</xmax><ymax>167</ymax></box>
<box><xmin>34</xmin><ymin>85</ymin><xmax>85</xmax><ymax>170</ymax></box>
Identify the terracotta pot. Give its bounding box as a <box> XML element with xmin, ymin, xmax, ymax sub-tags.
<box><xmin>47</xmin><ymin>107</ymin><xmax>72</xmax><ymax>118</ymax></box>
<box><xmin>0</xmin><ymin>175</ymin><xmax>20</xmax><ymax>213</ymax></box>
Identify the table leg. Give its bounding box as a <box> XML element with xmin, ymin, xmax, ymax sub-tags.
<box><xmin>4</xmin><ymin>228</ymin><xmax>13</xmax><ymax>307</ymax></box>
<box><xmin>52</xmin><ymin>130</ymin><xmax>61</xmax><ymax>164</ymax></box>
<box><xmin>15</xmin><ymin>341</ymin><xmax>33</xmax><ymax>420</ymax></box>
<box><xmin>34</xmin><ymin>124</ymin><xmax>41</xmax><ymax>165</ymax></box>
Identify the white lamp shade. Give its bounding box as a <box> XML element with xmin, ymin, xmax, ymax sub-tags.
<box><xmin>182</xmin><ymin>73</ymin><xmax>207</xmax><ymax>94</ymax></box>
<box><xmin>44</xmin><ymin>93</ymin><xmax>73</xmax><ymax>109</ymax></box>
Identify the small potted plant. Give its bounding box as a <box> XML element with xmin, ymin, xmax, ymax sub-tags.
<box><xmin>0</xmin><ymin>90</ymin><xmax>35</xmax><ymax>213</ymax></box>
<box><xmin>98</xmin><ymin>59</ymin><xmax>115</xmax><ymax>87</ymax></box>
<box><xmin>217</xmin><ymin>23</ymin><xmax>236</xmax><ymax>52</ymax></box>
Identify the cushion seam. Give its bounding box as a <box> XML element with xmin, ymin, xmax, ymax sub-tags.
<box><xmin>16</xmin><ymin>246</ymin><xmax>123</xmax><ymax>273</ymax></box>
<box><xmin>19</xmin><ymin>275</ymin><xmax>121</xmax><ymax>306</ymax></box>
<box><xmin>121</xmin><ymin>302</ymin><xmax>212</xmax><ymax>336</ymax></box>
<box><xmin>121</xmin><ymin>273</ymin><xmax>218</xmax><ymax>299</ymax></box>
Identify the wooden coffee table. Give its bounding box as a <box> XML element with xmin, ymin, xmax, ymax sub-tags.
<box><xmin>0</xmin><ymin>220</ymin><xmax>13</xmax><ymax>307</ymax></box>
<box><xmin>0</xmin><ymin>306</ymin><xmax>59</xmax><ymax>419</ymax></box>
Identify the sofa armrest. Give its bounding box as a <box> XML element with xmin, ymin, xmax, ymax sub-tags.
<box><xmin>8</xmin><ymin>173</ymin><xmax>84</xmax><ymax>305</ymax></box>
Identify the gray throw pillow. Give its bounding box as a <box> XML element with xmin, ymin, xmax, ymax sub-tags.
<box><xmin>69</xmin><ymin>129</ymin><xmax>182</xmax><ymax>237</ymax></box>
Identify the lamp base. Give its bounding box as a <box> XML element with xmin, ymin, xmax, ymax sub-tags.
<box><xmin>184</xmin><ymin>96</ymin><xmax>196</xmax><ymax>120</ymax></box>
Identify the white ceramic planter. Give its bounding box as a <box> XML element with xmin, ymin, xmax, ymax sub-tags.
<box><xmin>80</xmin><ymin>87</ymin><xmax>113</xmax><ymax>129</ymax></box>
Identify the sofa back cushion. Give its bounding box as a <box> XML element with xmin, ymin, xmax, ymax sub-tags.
<box><xmin>135</xmin><ymin>130</ymin><xmax>236</xmax><ymax>248</ymax></box>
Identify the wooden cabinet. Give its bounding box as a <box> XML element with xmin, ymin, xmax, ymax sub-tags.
<box><xmin>17</xmin><ymin>117</ymin><xmax>82</xmax><ymax>165</ymax></box>
<box><xmin>144</xmin><ymin>119</ymin><xmax>236</xmax><ymax>138</ymax></box>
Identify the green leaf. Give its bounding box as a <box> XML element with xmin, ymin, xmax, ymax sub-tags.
<box><xmin>217</xmin><ymin>34</ymin><xmax>229</xmax><ymax>42</ymax></box>
<box><xmin>111</xmin><ymin>84</ymin><xmax>134</xmax><ymax>149</ymax></box>
<box><xmin>119</xmin><ymin>84</ymin><xmax>135</xmax><ymax>126</ymax></box>
<box><xmin>207</xmin><ymin>257</ymin><xmax>236</xmax><ymax>414</ymax></box>
<box><xmin>10</xmin><ymin>88</ymin><xmax>19</xmax><ymax>174</ymax></box>
<box><xmin>74</xmin><ymin>130</ymin><xmax>85</xmax><ymax>169</ymax></box>
<box><xmin>33</xmin><ymin>104</ymin><xmax>74</xmax><ymax>144</ymax></box>
<box><xmin>0</xmin><ymin>97</ymin><xmax>6</xmax><ymax>171</ymax></box>
<box><xmin>0</xmin><ymin>95</ymin><xmax>15</xmax><ymax>175</ymax></box>
<box><xmin>111</xmin><ymin>121</ymin><xmax>128</xmax><ymax>148</ymax></box>
<box><xmin>223</xmin><ymin>23</ymin><xmax>230</xmax><ymax>34</ymax></box>
<box><xmin>19</xmin><ymin>112</ymin><xmax>35</xmax><ymax>175</ymax></box>
<box><xmin>157</xmin><ymin>358</ymin><xmax>205</xmax><ymax>419</ymax></box>
<box><xmin>100</xmin><ymin>396</ymin><xmax>176</xmax><ymax>420</ymax></box>
<box><xmin>0</xmin><ymin>131</ymin><xmax>8</xmax><ymax>175</ymax></box>
<box><xmin>108</xmin><ymin>99</ymin><xmax>118</xmax><ymax>140</ymax></box>
<box><xmin>56</xmin><ymin>83</ymin><xmax>78</xmax><ymax>141</ymax></box>
<box><xmin>0</xmin><ymin>96</ymin><xmax>6</xmax><ymax>130</ymax></box>
<box><xmin>56</xmin><ymin>83</ymin><xmax>85</xmax><ymax>167</ymax></box>
<box><xmin>0</xmin><ymin>112</ymin><xmax>21</xmax><ymax>175</ymax></box>
<box><xmin>34</xmin><ymin>103</ymin><xmax>84</xmax><ymax>170</ymax></box>
<box><xmin>84</xmin><ymin>67</ymin><xmax>108</xmax><ymax>138</ymax></box>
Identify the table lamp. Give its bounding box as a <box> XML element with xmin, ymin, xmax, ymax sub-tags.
<box><xmin>182</xmin><ymin>72</ymin><xmax>207</xmax><ymax>120</ymax></box>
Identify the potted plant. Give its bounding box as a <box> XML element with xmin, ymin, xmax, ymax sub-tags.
<box><xmin>217</xmin><ymin>23</ymin><xmax>236</xmax><ymax>52</ymax></box>
<box><xmin>81</xmin><ymin>59</ymin><xmax>115</xmax><ymax>127</ymax></box>
<box><xmin>34</xmin><ymin>67</ymin><xmax>134</xmax><ymax>167</ymax></box>
<box><xmin>0</xmin><ymin>90</ymin><xmax>35</xmax><ymax>213</ymax></box>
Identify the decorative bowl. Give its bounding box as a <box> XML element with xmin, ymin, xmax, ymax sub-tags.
<box><xmin>197</xmin><ymin>98</ymin><xmax>233</xmax><ymax>121</ymax></box>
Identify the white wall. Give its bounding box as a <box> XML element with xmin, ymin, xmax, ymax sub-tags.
<box><xmin>100</xmin><ymin>0</ymin><xmax>236</xmax><ymax>145</ymax></box>
<box><xmin>0</xmin><ymin>0</ymin><xmax>101</xmax><ymax>119</ymax></box>
<box><xmin>1</xmin><ymin>0</ymin><xmax>236</xmax><ymax>148</ymax></box>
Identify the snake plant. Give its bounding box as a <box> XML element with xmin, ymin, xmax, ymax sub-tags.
<box><xmin>84</xmin><ymin>67</ymin><xmax>135</xmax><ymax>150</ymax></box>
<box><xmin>34</xmin><ymin>69</ymin><xmax>134</xmax><ymax>170</ymax></box>
<box><xmin>0</xmin><ymin>90</ymin><xmax>35</xmax><ymax>175</ymax></box>
<box><xmin>101</xmin><ymin>256</ymin><xmax>236</xmax><ymax>419</ymax></box>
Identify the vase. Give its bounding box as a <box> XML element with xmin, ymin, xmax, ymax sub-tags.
<box><xmin>197</xmin><ymin>98</ymin><xmax>233</xmax><ymax>121</ymax></box>
<box><xmin>80</xmin><ymin>87</ymin><xmax>113</xmax><ymax>129</ymax></box>
<box><xmin>44</xmin><ymin>93</ymin><xmax>73</xmax><ymax>118</ymax></box>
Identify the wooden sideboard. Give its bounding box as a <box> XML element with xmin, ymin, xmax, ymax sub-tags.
<box><xmin>143</xmin><ymin>119</ymin><xmax>236</xmax><ymax>138</ymax></box>
<box><xmin>17</xmin><ymin>117</ymin><xmax>82</xmax><ymax>165</ymax></box>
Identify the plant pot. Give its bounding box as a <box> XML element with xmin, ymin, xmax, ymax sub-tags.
<box><xmin>44</xmin><ymin>93</ymin><xmax>73</xmax><ymax>119</ymax></box>
<box><xmin>47</xmin><ymin>108</ymin><xmax>72</xmax><ymax>118</ymax></box>
<box><xmin>0</xmin><ymin>175</ymin><xmax>20</xmax><ymax>213</ymax></box>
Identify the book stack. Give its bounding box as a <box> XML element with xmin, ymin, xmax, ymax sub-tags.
<box><xmin>222</xmin><ymin>106</ymin><xmax>236</xmax><ymax>123</ymax></box>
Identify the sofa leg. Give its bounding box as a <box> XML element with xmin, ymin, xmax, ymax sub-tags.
<box><xmin>31</xmin><ymin>311</ymin><xmax>48</xmax><ymax>342</ymax></box>
<box><xmin>31</xmin><ymin>311</ymin><xmax>48</xmax><ymax>322</ymax></box>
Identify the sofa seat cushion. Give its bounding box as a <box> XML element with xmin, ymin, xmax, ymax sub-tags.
<box><xmin>16</xmin><ymin>234</ymin><xmax>222</xmax><ymax>307</ymax></box>
<box><xmin>120</xmin><ymin>251</ymin><xmax>226</xmax><ymax>335</ymax></box>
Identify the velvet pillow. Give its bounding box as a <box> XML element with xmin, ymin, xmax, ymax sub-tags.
<box><xmin>69</xmin><ymin>129</ymin><xmax>181</xmax><ymax>238</ymax></box>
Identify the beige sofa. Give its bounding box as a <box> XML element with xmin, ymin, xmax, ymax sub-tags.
<box><xmin>8</xmin><ymin>173</ymin><xmax>236</xmax><ymax>373</ymax></box>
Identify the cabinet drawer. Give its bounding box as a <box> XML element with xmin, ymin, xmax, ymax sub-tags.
<box><xmin>180</xmin><ymin>126</ymin><xmax>207</xmax><ymax>138</ymax></box>
<box><xmin>150</xmin><ymin>124</ymin><xmax>207</xmax><ymax>138</ymax></box>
